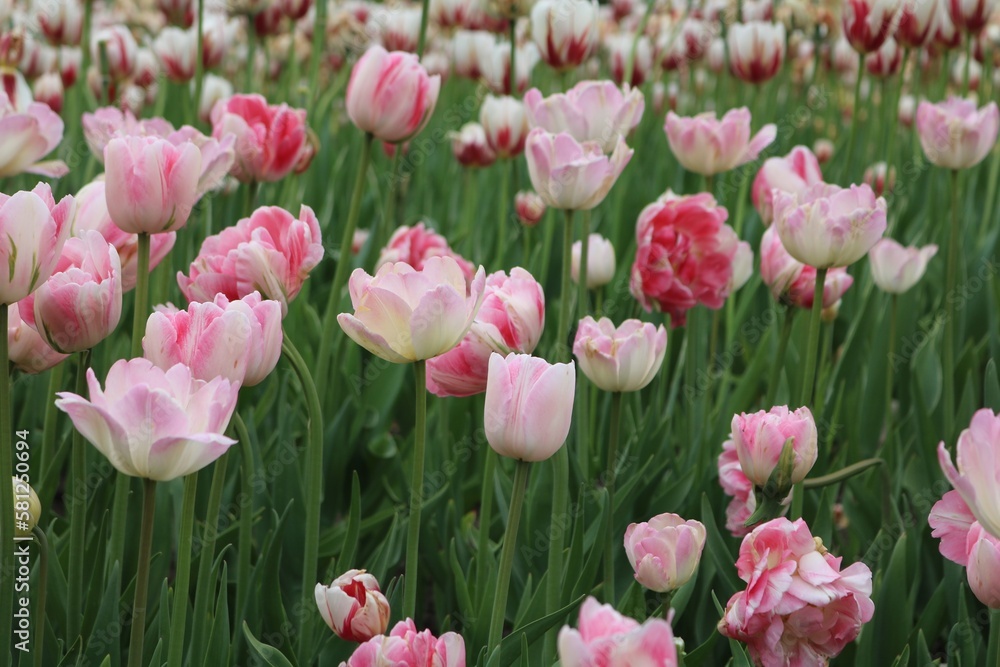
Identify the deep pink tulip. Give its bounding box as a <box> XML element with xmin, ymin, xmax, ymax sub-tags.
<box><xmin>0</xmin><ymin>183</ymin><xmax>75</xmax><ymax>304</ymax></box>
<box><xmin>719</xmin><ymin>518</ymin><xmax>875</xmax><ymax>665</ymax></box>
<box><xmin>210</xmin><ymin>93</ymin><xmax>310</xmax><ymax>182</ymax></box>
<box><xmin>664</xmin><ymin>108</ymin><xmax>776</xmax><ymax>176</ymax></box>
<box><xmin>103</xmin><ymin>135</ymin><xmax>202</xmax><ymax>234</ymax></box>
<box><xmin>751</xmin><ymin>145</ymin><xmax>823</xmax><ymax>225</ymax></box>
<box><xmin>427</xmin><ymin>268</ymin><xmax>545</xmax><ymax>397</ymax></box>
<box><xmin>376</xmin><ymin>223</ymin><xmax>475</xmax><ymax>281</ymax></box>
<box><xmin>479</xmin><ymin>95</ymin><xmax>530</xmax><ymax>158</ymax></box>
<box><xmin>178</xmin><ymin>205</ymin><xmax>325</xmax><ymax>315</ymax></box>
<box><xmin>524</xmin><ymin>81</ymin><xmax>644</xmax><ymax>154</ymax></box>
<box><xmin>624</xmin><ymin>513</ymin><xmax>706</xmax><ymax>592</ymax></box>
<box><xmin>55</xmin><ymin>358</ymin><xmax>240</xmax><ymax>481</ymax></box>
<box><xmin>315</xmin><ymin>569</ymin><xmax>391</xmax><ymax>643</ymax></box>
<box><xmin>629</xmin><ymin>191</ymin><xmax>739</xmax><ymax>327</ymax></box>
<box><xmin>573</xmin><ymin>317</ymin><xmax>666</xmax><ymax>393</ymax></box>
<box><xmin>732</xmin><ymin>406</ymin><xmax>818</xmax><ymax>488</ymax></box>
<box><xmin>938</xmin><ymin>409</ymin><xmax>1000</xmax><ymax>540</ymax></box>
<box><xmin>727</xmin><ymin>21</ymin><xmax>786</xmax><ymax>84</ymax></box>
<box><xmin>571</xmin><ymin>234</ymin><xmax>616</xmax><ymax>288</ymax></box>
<box><xmin>529</xmin><ymin>0</ymin><xmax>599</xmax><ymax>70</ymax></box>
<box><xmin>558</xmin><ymin>597</ymin><xmax>678</xmax><ymax>667</ymax></box>
<box><xmin>868</xmin><ymin>238</ymin><xmax>937</xmax><ymax>294</ymax></box>
<box><xmin>525</xmin><ymin>128</ymin><xmax>633</xmax><ymax>210</ymax></box>
<box><xmin>18</xmin><ymin>231</ymin><xmax>122</xmax><ymax>354</ymax></box>
<box><xmin>6</xmin><ymin>302</ymin><xmax>68</xmax><ymax>374</ymax></box>
<box><xmin>346</xmin><ymin>45</ymin><xmax>441</xmax><ymax>143</ymax></box>
<box><xmin>759</xmin><ymin>226</ymin><xmax>854</xmax><ymax>309</ymax></box>
<box><xmin>340</xmin><ymin>618</ymin><xmax>466</xmax><ymax>667</ymax></box>
<box><xmin>484</xmin><ymin>352</ymin><xmax>575</xmax><ymax>462</ymax></box>
<box><xmin>842</xmin><ymin>0</ymin><xmax>901</xmax><ymax>53</ymax></box>
<box><xmin>514</xmin><ymin>191</ymin><xmax>546</xmax><ymax>226</ymax></box>
<box><xmin>450</xmin><ymin>122</ymin><xmax>497</xmax><ymax>168</ymax></box>
<box><xmin>0</xmin><ymin>90</ymin><xmax>68</xmax><ymax>178</ymax></box>
<box><xmin>338</xmin><ymin>257</ymin><xmax>486</xmax><ymax>363</ymax></box>
<box><xmin>915</xmin><ymin>97</ymin><xmax>999</xmax><ymax>170</ymax></box>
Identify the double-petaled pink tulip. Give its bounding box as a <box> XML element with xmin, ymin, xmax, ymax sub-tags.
<box><xmin>376</xmin><ymin>223</ymin><xmax>475</xmax><ymax>281</ymax></box>
<box><xmin>727</xmin><ymin>21</ymin><xmax>786</xmax><ymax>84</ymax></box>
<box><xmin>210</xmin><ymin>94</ymin><xmax>310</xmax><ymax>182</ymax></box>
<box><xmin>479</xmin><ymin>95</ymin><xmax>530</xmax><ymax>158</ymax></box>
<box><xmin>55</xmin><ymin>358</ymin><xmax>240</xmax><ymax>481</ymax></box>
<box><xmin>529</xmin><ymin>0</ymin><xmax>599</xmax><ymax>70</ymax></box>
<box><xmin>842</xmin><ymin>0</ymin><xmax>901</xmax><ymax>53</ymax></box>
<box><xmin>6</xmin><ymin>302</ymin><xmax>68</xmax><ymax>374</ymax></box>
<box><xmin>103</xmin><ymin>135</ymin><xmax>202</xmax><ymax>234</ymax></box>
<box><xmin>346</xmin><ymin>45</ymin><xmax>441</xmax><ymax>143</ymax></box>
<box><xmin>751</xmin><ymin>145</ymin><xmax>823</xmax><ymax>225</ymax></box>
<box><xmin>571</xmin><ymin>234</ymin><xmax>616</xmax><ymax>288</ymax></box>
<box><xmin>573</xmin><ymin>317</ymin><xmax>666</xmax><ymax>393</ymax></box>
<box><xmin>427</xmin><ymin>268</ymin><xmax>545</xmax><ymax>397</ymax></box>
<box><xmin>868</xmin><ymin>238</ymin><xmax>937</xmax><ymax>294</ymax></box>
<box><xmin>558</xmin><ymin>597</ymin><xmax>678</xmax><ymax>667</ymax></box>
<box><xmin>338</xmin><ymin>257</ymin><xmax>486</xmax><ymax>363</ymax></box>
<box><xmin>915</xmin><ymin>97</ymin><xmax>999</xmax><ymax>170</ymax></box>
<box><xmin>629</xmin><ymin>191</ymin><xmax>739</xmax><ymax>327</ymax></box>
<box><xmin>0</xmin><ymin>90</ymin><xmax>68</xmax><ymax>178</ymax></box>
<box><xmin>315</xmin><ymin>569</ymin><xmax>391</xmax><ymax>643</ymax></box>
<box><xmin>938</xmin><ymin>409</ymin><xmax>1000</xmax><ymax>540</ymax></box>
<box><xmin>484</xmin><ymin>353</ymin><xmax>575</xmax><ymax>462</ymax></box>
<box><xmin>930</xmin><ymin>490</ymin><xmax>1000</xmax><ymax>608</ymax></box>
<box><xmin>664</xmin><ymin>108</ymin><xmax>776</xmax><ymax>176</ymax></box>
<box><xmin>0</xmin><ymin>183</ymin><xmax>75</xmax><ymax>305</ymax></box>
<box><xmin>623</xmin><ymin>513</ymin><xmax>706</xmax><ymax>593</ymax></box>
<box><xmin>732</xmin><ymin>405</ymin><xmax>818</xmax><ymax>488</ymax></box>
<box><xmin>179</xmin><ymin>205</ymin><xmax>325</xmax><ymax>315</ymax></box>
<box><xmin>760</xmin><ymin>227</ymin><xmax>854</xmax><ymax>310</ymax></box>
<box><xmin>719</xmin><ymin>518</ymin><xmax>874</xmax><ymax>665</ymax></box>
<box><xmin>525</xmin><ymin>129</ymin><xmax>633</xmax><ymax>210</ymax></box>
<box><xmin>340</xmin><ymin>619</ymin><xmax>466</xmax><ymax>667</ymax></box>
<box><xmin>773</xmin><ymin>183</ymin><xmax>887</xmax><ymax>269</ymax></box>
<box><xmin>144</xmin><ymin>292</ymin><xmax>282</xmax><ymax>386</ymax></box>
<box><xmin>18</xmin><ymin>231</ymin><xmax>122</xmax><ymax>354</ymax></box>
<box><xmin>524</xmin><ymin>81</ymin><xmax>644</xmax><ymax>154</ymax></box>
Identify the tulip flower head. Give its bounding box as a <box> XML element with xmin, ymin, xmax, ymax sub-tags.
<box><xmin>573</xmin><ymin>316</ymin><xmax>666</xmax><ymax>393</ymax></box>
<box><xmin>525</xmin><ymin>128</ymin><xmax>633</xmax><ymax>210</ymax></box>
<box><xmin>623</xmin><ymin>513</ymin><xmax>706</xmax><ymax>593</ymax></box>
<box><xmin>915</xmin><ymin>97</ymin><xmax>1000</xmax><ymax>170</ymax></box>
<box><xmin>315</xmin><ymin>569</ymin><xmax>391</xmax><ymax>643</ymax></box>
<box><xmin>868</xmin><ymin>238</ymin><xmax>937</xmax><ymax>294</ymax></box>
<box><xmin>664</xmin><ymin>107</ymin><xmax>776</xmax><ymax>176</ymax></box>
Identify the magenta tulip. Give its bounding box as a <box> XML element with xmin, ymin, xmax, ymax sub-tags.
<box><xmin>210</xmin><ymin>93</ymin><xmax>310</xmax><ymax>183</ymax></box>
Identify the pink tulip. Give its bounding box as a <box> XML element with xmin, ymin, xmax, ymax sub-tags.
<box><xmin>315</xmin><ymin>569</ymin><xmax>391</xmax><ymax>643</ymax></box>
<box><xmin>573</xmin><ymin>317</ymin><xmax>666</xmax><ymax>393</ymax></box>
<box><xmin>966</xmin><ymin>523</ymin><xmax>1000</xmax><ymax>608</ymax></box>
<box><xmin>868</xmin><ymin>238</ymin><xmax>937</xmax><ymax>294</ymax></box>
<box><xmin>0</xmin><ymin>183</ymin><xmax>75</xmax><ymax>304</ymax></box>
<box><xmin>55</xmin><ymin>358</ymin><xmax>239</xmax><ymax>481</ymax></box>
<box><xmin>81</xmin><ymin>107</ymin><xmax>175</xmax><ymax>159</ymax></box>
<box><xmin>6</xmin><ymin>302</ymin><xmax>68</xmax><ymax>374</ymax></box>
<box><xmin>450</xmin><ymin>122</ymin><xmax>497</xmax><ymax>168</ymax></box>
<box><xmin>514</xmin><ymin>191</ymin><xmax>546</xmax><ymax>226</ymax></box>
<box><xmin>38</xmin><ymin>0</ymin><xmax>84</xmax><ymax>45</ymax></box>
<box><xmin>427</xmin><ymin>268</ymin><xmax>545</xmax><ymax>397</ymax></box>
<box><xmin>32</xmin><ymin>73</ymin><xmax>64</xmax><ymax>113</ymax></box>
<box><xmin>728</xmin><ymin>241</ymin><xmax>754</xmax><ymax>292</ymax></box>
<box><xmin>895</xmin><ymin>0</ymin><xmax>938</xmax><ymax>48</ymax></box>
<box><xmin>529</xmin><ymin>0</ymin><xmax>599</xmax><ymax>70</ymax></box>
<box><xmin>481</xmin><ymin>40</ymin><xmax>540</xmax><ymax>96</ymax></box>
<box><xmin>430</xmin><ymin>0</ymin><xmax>481</xmax><ymax>29</ymax></box>
<box><xmin>862</xmin><ymin>160</ymin><xmax>897</xmax><ymax>195</ymax></box>
<box><xmin>479</xmin><ymin>95</ymin><xmax>530</xmax><ymax>158</ymax></box>
<box><xmin>866</xmin><ymin>36</ymin><xmax>903</xmax><ymax>76</ymax></box>
<box><xmin>719</xmin><ymin>518</ymin><xmax>874</xmax><ymax>665</ymax></box>
<box><xmin>0</xmin><ymin>90</ymin><xmax>68</xmax><ymax>178</ymax></box>
<box><xmin>210</xmin><ymin>93</ymin><xmax>310</xmax><ymax>182</ymax></box>
<box><xmin>727</xmin><ymin>21</ymin><xmax>786</xmax><ymax>84</ymax></box>
<box><xmin>340</xmin><ymin>619</ymin><xmax>465</xmax><ymax>667</ymax></box>
<box><xmin>338</xmin><ymin>257</ymin><xmax>486</xmax><ymax>363</ymax></box>
<box><xmin>773</xmin><ymin>182</ymin><xmax>887</xmax><ymax>269</ymax></box>
<box><xmin>842</xmin><ymin>0</ymin><xmax>901</xmax><ymax>53</ymax></box>
<box><xmin>91</xmin><ymin>25</ymin><xmax>138</xmax><ymax>80</ymax></box>
<box><xmin>72</xmin><ymin>180</ymin><xmax>177</xmax><ymax>292</ymax></box>
<box><xmin>376</xmin><ymin>223</ymin><xmax>475</xmax><ymax>281</ymax></box>
<box><xmin>158</xmin><ymin>0</ymin><xmax>195</xmax><ymax>26</ymax></box>
<box><xmin>571</xmin><ymin>234</ymin><xmax>616</xmax><ymax>288</ymax></box>
<box><xmin>948</xmin><ymin>0</ymin><xmax>996</xmax><ymax>33</ymax></box>
<box><xmin>525</xmin><ymin>129</ymin><xmax>633</xmax><ymax>210</ymax></box>
<box><xmin>731</xmin><ymin>405</ymin><xmax>817</xmax><ymax>488</ymax></box>
<box><xmin>153</xmin><ymin>27</ymin><xmax>197</xmax><ymax>82</ymax></box>
<box><xmin>451</xmin><ymin>30</ymin><xmax>495</xmax><ymax>80</ymax></box>
<box><xmin>718</xmin><ymin>437</ymin><xmax>792</xmax><ymax>537</ymax></box>
<box><xmin>18</xmin><ymin>231</ymin><xmax>122</xmax><ymax>354</ymax></box>
<box><xmin>930</xmin><ymin>490</ymin><xmax>1000</xmax><ymax>608</ymax></box>
<box><xmin>103</xmin><ymin>135</ymin><xmax>202</xmax><ymax>234</ymax></box>
<box><xmin>606</xmin><ymin>34</ymin><xmax>653</xmax><ymax>88</ymax></box>
<box><xmin>178</xmin><ymin>205</ymin><xmax>325</xmax><ymax>315</ymax></box>
<box><xmin>346</xmin><ymin>45</ymin><xmax>441</xmax><ymax>143</ymax></box>
<box><xmin>629</xmin><ymin>190</ymin><xmax>739</xmax><ymax>327</ymax></box>
<box><xmin>558</xmin><ymin>597</ymin><xmax>678</xmax><ymax>667</ymax></box>
<box><xmin>760</xmin><ymin>226</ymin><xmax>854</xmax><ymax>309</ymax></box>
<box><xmin>524</xmin><ymin>81</ymin><xmax>644</xmax><ymax>154</ymax></box>
<box><xmin>938</xmin><ymin>409</ymin><xmax>1000</xmax><ymax>540</ymax></box>
<box><xmin>915</xmin><ymin>97</ymin><xmax>999</xmax><ymax>170</ymax></box>
<box><xmin>623</xmin><ymin>513</ymin><xmax>706</xmax><ymax>593</ymax></box>
<box><xmin>751</xmin><ymin>145</ymin><xmax>823</xmax><ymax>225</ymax></box>
<box><xmin>484</xmin><ymin>352</ymin><xmax>575</xmax><ymax>462</ymax></box>
<box><xmin>664</xmin><ymin>108</ymin><xmax>776</xmax><ymax>176</ymax></box>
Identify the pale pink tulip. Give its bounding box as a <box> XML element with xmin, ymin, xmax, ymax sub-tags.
<box><xmin>7</xmin><ymin>302</ymin><xmax>68</xmax><ymax>374</ymax></box>
<box><xmin>624</xmin><ymin>513</ymin><xmax>706</xmax><ymax>592</ymax></box>
<box><xmin>479</xmin><ymin>95</ymin><xmax>530</xmax><ymax>158</ymax></box>
<box><xmin>340</xmin><ymin>619</ymin><xmax>465</xmax><ymax>667</ymax></box>
<box><xmin>525</xmin><ymin>129</ymin><xmax>633</xmax><ymax>210</ymax></box>
<box><xmin>727</xmin><ymin>21</ymin><xmax>786</xmax><ymax>84</ymax></box>
<box><xmin>842</xmin><ymin>0</ymin><xmax>901</xmax><ymax>53</ymax></box>
<box><xmin>728</xmin><ymin>241</ymin><xmax>754</xmax><ymax>292</ymax></box>
<box><xmin>484</xmin><ymin>352</ymin><xmax>575</xmax><ymax>462</ymax></box>
<box><xmin>719</xmin><ymin>437</ymin><xmax>792</xmax><ymax>537</ymax></box>
<box><xmin>868</xmin><ymin>238</ymin><xmax>937</xmax><ymax>293</ymax></box>
<box><xmin>524</xmin><ymin>81</ymin><xmax>644</xmax><ymax>154</ymax></box>
<box><xmin>103</xmin><ymin>135</ymin><xmax>202</xmax><ymax>234</ymax></box>
<box><xmin>0</xmin><ymin>90</ymin><xmax>68</xmax><ymax>178</ymax></box>
<box><xmin>929</xmin><ymin>489</ymin><xmax>976</xmax><ymax>566</ymax></box>
<box><xmin>210</xmin><ymin>93</ymin><xmax>310</xmax><ymax>182</ymax></box>
<box><xmin>0</xmin><ymin>183</ymin><xmax>75</xmax><ymax>304</ymax></box>
<box><xmin>338</xmin><ymin>257</ymin><xmax>486</xmax><ymax>363</ymax></box>
<box><xmin>573</xmin><ymin>317</ymin><xmax>666</xmax><ymax>393</ymax></box>
<box><xmin>376</xmin><ymin>223</ymin><xmax>475</xmax><ymax>281</ymax></box>
<box><xmin>81</xmin><ymin>107</ymin><xmax>174</xmax><ymax>159</ymax></box>
<box><xmin>759</xmin><ymin>226</ymin><xmax>854</xmax><ymax>309</ymax></box>
<box><xmin>773</xmin><ymin>182</ymin><xmax>887</xmax><ymax>269</ymax></box>
<box><xmin>315</xmin><ymin>569</ymin><xmax>391</xmax><ymax>643</ymax></box>
<box><xmin>450</xmin><ymin>122</ymin><xmax>497</xmax><ymax>168</ymax></box>
<box><xmin>751</xmin><ymin>145</ymin><xmax>823</xmax><ymax>225</ymax></box>
<box><xmin>558</xmin><ymin>597</ymin><xmax>678</xmax><ymax>667</ymax></box>
<box><xmin>55</xmin><ymin>358</ymin><xmax>239</xmax><ymax>481</ymax></box>
<box><xmin>427</xmin><ymin>268</ymin><xmax>545</xmax><ymax>397</ymax></box>
<box><xmin>664</xmin><ymin>108</ymin><xmax>776</xmax><ymax>176</ymax></box>
<box><xmin>346</xmin><ymin>45</ymin><xmax>440</xmax><ymax>143</ymax></box>
<box><xmin>529</xmin><ymin>0</ymin><xmax>599</xmax><ymax>70</ymax></box>
<box><xmin>915</xmin><ymin>97</ymin><xmax>999</xmax><ymax>170</ymax></box>
<box><xmin>571</xmin><ymin>234</ymin><xmax>616</xmax><ymax>288</ymax></box>
<box><xmin>938</xmin><ymin>409</ymin><xmax>1000</xmax><ymax>540</ymax></box>
<box><xmin>966</xmin><ymin>523</ymin><xmax>1000</xmax><ymax>608</ymax></box>
<box><xmin>19</xmin><ymin>231</ymin><xmax>121</xmax><ymax>353</ymax></box>
<box><xmin>514</xmin><ymin>191</ymin><xmax>546</xmax><ymax>226</ymax></box>
<box><xmin>731</xmin><ymin>405</ymin><xmax>817</xmax><ymax>488</ymax></box>
<box><xmin>178</xmin><ymin>205</ymin><xmax>325</xmax><ymax>315</ymax></box>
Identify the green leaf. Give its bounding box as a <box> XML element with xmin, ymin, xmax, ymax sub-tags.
<box><xmin>203</xmin><ymin>562</ymin><xmax>231</xmax><ymax>667</ymax></box>
<box><xmin>485</xmin><ymin>594</ymin><xmax>587</xmax><ymax>667</ymax></box>
<box><xmin>912</xmin><ymin>337</ymin><xmax>942</xmax><ymax>411</ymax></box>
<box><xmin>889</xmin><ymin>645</ymin><xmax>910</xmax><ymax>667</ymax></box>
<box><xmin>871</xmin><ymin>533</ymin><xmax>911</xmax><ymax>667</ymax></box>
<box><xmin>340</xmin><ymin>470</ymin><xmax>362</xmax><ymax>568</ymax></box>
<box><xmin>985</xmin><ymin>359</ymin><xmax>1000</xmax><ymax>411</ymax></box>
<box><xmin>700</xmin><ymin>494</ymin><xmax>741</xmax><ymax>595</ymax></box>
<box><xmin>82</xmin><ymin>560</ymin><xmax>122</xmax><ymax>667</ymax></box>
<box><xmin>243</xmin><ymin>622</ymin><xmax>296</xmax><ymax>667</ymax></box>
<box><xmin>683</xmin><ymin>630</ymin><xmax>721</xmax><ymax>667</ymax></box>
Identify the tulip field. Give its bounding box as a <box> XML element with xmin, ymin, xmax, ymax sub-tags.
<box><xmin>3</xmin><ymin>0</ymin><xmax>1000</xmax><ymax>664</ymax></box>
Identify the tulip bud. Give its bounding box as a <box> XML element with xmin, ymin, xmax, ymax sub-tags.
<box><xmin>514</xmin><ymin>190</ymin><xmax>545</xmax><ymax>226</ymax></box>
<box><xmin>450</xmin><ymin>122</ymin><xmax>497</xmax><ymax>168</ymax></box>
<box><xmin>480</xmin><ymin>95</ymin><xmax>530</xmax><ymax>158</ymax></box>
<box><xmin>11</xmin><ymin>477</ymin><xmax>41</xmax><ymax>537</ymax></box>
<box><xmin>731</xmin><ymin>405</ymin><xmax>818</xmax><ymax>493</ymax></box>
<box><xmin>868</xmin><ymin>238</ymin><xmax>937</xmax><ymax>294</ymax></box>
<box><xmin>813</xmin><ymin>138</ymin><xmax>834</xmax><ymax>163</ymax></box>
<box><xmin>624</xmin><ymin>513</ymin><xmax>706</xmax><ymax>592</ymax></box>
<box><xmin>32</xmin><ymin>72</ymin><xmax>64</xmax><ymax>113</ymax></box>
<box><xmin>571</xmin><ymin>234</ymin><xmax>616</xmax><ymax>289</ymax></box>
<box><xmin>315</xmin><ymin>569</ymin><xmax>391</xmax><ymax>642</ymax></box>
